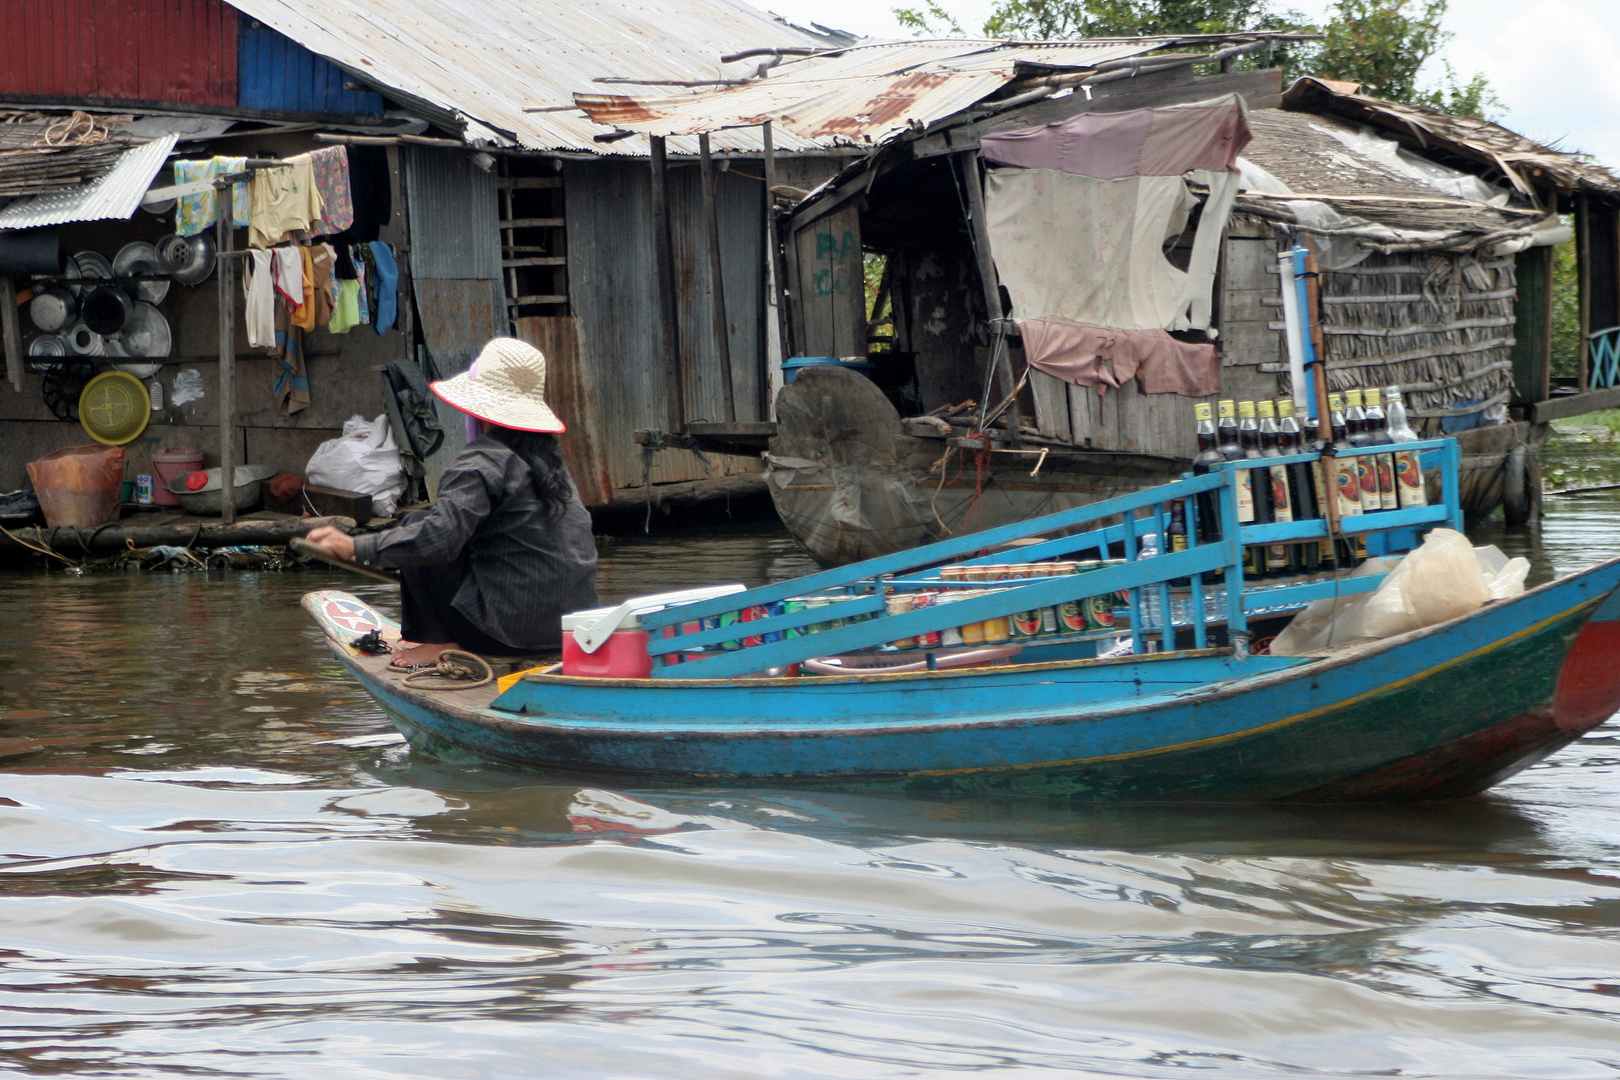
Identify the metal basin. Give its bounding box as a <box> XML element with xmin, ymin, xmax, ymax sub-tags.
<box><xmin>168</xmin><ymin>465</ymin><xmax>276</xmax><ymax>515</ymax></box>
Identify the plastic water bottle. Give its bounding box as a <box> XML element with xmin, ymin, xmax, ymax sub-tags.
<box><xmin>1137</xmin><ymin>534</ymin><xmax>1162</xmax><ymax>630</ymax></box>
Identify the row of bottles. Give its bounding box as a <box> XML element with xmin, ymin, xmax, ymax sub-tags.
<box><xmin>1184</xmin><ymin>388</ymin><xmax>1427</xmax><ymax>578</ymax></box>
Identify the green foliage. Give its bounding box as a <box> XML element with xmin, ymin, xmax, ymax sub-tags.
<box><xmin>1316</xmin><ymin>0</ymin><xmax>1443</xmax><ymax>102</ymax></box>
<box><xmin>1551</xmin><ymin>232</ymin><xmax>1582</xmax><ymax>379</ymax></box>
<box><xmin>893</xmin><ymin>0</ymin><xmax>964</xmax><ymax>35</ymax></box>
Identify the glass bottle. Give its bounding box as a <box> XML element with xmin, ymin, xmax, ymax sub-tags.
<box><xmin>1363</xmin><ymin>387</ymin><xmax>1398</xmax><ymax>511</ymax></box>
<box><xmin>1344</xmin><ymin>388</ymin><xmax>1380</xmax><ymax>514</ymax></box>
<box><xmin>1257</xmin><ymin>399</ymin><xmax>1294</xmax><ymax>576</ymax></box>
<box><xmin>1327</xmin><ymin>392</ymin><xmax>1364</xmax><ymax>566</ymax></box>
<box><xmin>1384</xmin><ymin>386</ymin><xmax>1427</xmax><ymax>508</ymax></box>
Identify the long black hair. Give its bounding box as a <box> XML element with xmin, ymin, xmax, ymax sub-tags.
<box><xmin>483</xmin><ymin>426</ymin><xmax>574</xmax><ymax>518</ymax></box>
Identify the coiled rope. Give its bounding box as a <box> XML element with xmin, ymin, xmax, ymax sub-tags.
<box><xmin>400</xmin><ymin>649</ymin><xmax>495</xmax><ymax>691</ymax></box>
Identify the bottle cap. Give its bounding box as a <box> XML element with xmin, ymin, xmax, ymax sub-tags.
<box><xmin>1328</xmin><ymin>392</ymin><xmax>1345</xmax><ymax>409</ymax></box>
<box><xmin>1238</xmin><ymin>400</ymin><xmax>1257</xmax><ymax>417</ymax></box>
<box><xmin>1344</xmin><ymin>388</ymin><xmax>1364</xmax><ymax>406</ymax></box>
<box><xmin>1195</xmin><ymin>402</ymin><xmax>1213</xmax><ymax>420</ymax></box>
<box><xmin>1217</xmin><ymin>399</ymin><xmax>1236</xmax><ymax>417</ymax></box>
<box><xmin>1257</xmin><ymin>399</ymin><xmax>1276</xmax><ymax>418</ymax></box>
<box><xmin>1277</xmin><ymin>399</ymin><xmax>1296</xmax><ymax>417</ymax></box>
<box><xmin>1365</xmin><ymin>387</ymin><xmax>1382</xmax><ymax>405</ymax></box>
<box><xmin>1384</xmin><ymin>385</ymin><xmax>1402</xmax><ymax>400</ymax></box>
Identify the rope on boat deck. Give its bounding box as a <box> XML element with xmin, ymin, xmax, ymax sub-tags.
<box><xmin>400</xmin><ymin>649</ymin><xmax>496</xmax><ymax>691</ymax></box>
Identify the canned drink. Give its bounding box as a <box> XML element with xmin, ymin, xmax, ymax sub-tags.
<box><xmin>1083</xmin><ymin>594</ymin><xmax>1117</xmax><ymax>631</ymax></box>
<box><xmin>135</xmin><ymin>474</ymin><xmax>154</xmax><ymax>504</ymax></box>
<box><xmin>912</xmin><ymin>592</ymin><xmax>942</xmax><ymax>647</ymax></box>
<box><xmin>980</xmin><ymin>612</ymin><xmax>1011</xmax><ymax>644</ymax></box>
<box><xmin>741</xmin><ymin>604</ymin><xmax>770</xmax><ymax>648</ymax></box>
<box><xmin>782</xmin><ymin>599</ymin><xmax>807</xmax><ymax>639</ymax></box>
<box><xmin>761</xmin><ymin>600</ymin><xmax>785</xmax><ymax>644</ymax></box>
<box><xmin>886</xmin><ymin>594</ymin><xmax>916</xmax><ymax>648</ymax></box>
<box><xmin>1011</xmin><ymin>607</ymin><xmax>1044</xmax><ymax>638</ymax></box>
<box><xmin>717</xmin><ymin>610</ymin><xmax>743</xmax><ymax>649</ymax></box>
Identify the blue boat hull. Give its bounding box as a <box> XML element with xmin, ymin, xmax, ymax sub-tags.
<box><xmin>313</xmin><ymin>558</ymin><xmax>1620</xmax><ymax>802</ymax></box>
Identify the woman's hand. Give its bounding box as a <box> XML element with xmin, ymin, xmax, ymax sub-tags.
<box><xmin>304</xmin><ymin>526</ymin><xmax>356</xmax><ymax>561</ymax></box>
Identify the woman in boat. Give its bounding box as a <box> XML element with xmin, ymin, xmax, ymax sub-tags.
<box><xmin>305</xmin><ymin>337</ymin><xmax>598</xmax><ymax>666</ymax></box>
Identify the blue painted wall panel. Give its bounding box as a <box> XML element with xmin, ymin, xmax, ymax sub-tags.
<box><xmin>238</xmin><ymin>17</ymin><xmax>385</xmax><ymax>116</ymax></box>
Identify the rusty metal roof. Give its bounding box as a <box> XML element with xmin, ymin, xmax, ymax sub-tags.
<box><xmin>224</xmin><ymin>0</ymin><xmax>839</xmax><ymax>154</ymax></box>
<box><xmin>574</xmin><ymin>39</ymin><xmax>1178</xmax><ymax>148</ymax></box>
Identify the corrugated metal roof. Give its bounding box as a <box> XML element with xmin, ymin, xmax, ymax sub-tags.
<box><xmin>573</xmin><ymin>39</ymin><xmax>1175</xmax><ymax>147</ymax></box>
<box><xmin>0</xmin><ymin>135</ymin><xmax>179</xmax><ymax>230</ymax></box>
<box><xmin>223</xmin><ymin>0</ymin><xmax>836</xmax><ymax>154</ymax></box>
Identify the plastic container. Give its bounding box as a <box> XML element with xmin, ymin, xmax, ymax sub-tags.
<box><xmin>782</xmin><ymin>356</ymin><xmax>876</xmax><ymax>383</ymax></box>
<box><xmin>150</xmin><ymin>446</ymin><xmax>204</xmax><ymax>507</ymax></box>
<box><xmin>26</xmin><ymin>444</ymin><xmax>125</xmax><ymax>528</ymax></box>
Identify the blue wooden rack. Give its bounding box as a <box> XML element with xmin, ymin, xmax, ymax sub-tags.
<box><xmin>636</xmin><ymin>438</ymin><xmax>1462</xmax><ymax>679</ymax></box>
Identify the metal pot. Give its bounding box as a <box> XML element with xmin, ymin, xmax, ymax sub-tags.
<box><xmin>156</xmin><ymin>231</ymin><xmax>216</xmax><ymax>286</ymax></box>
<box><xmin>112</xmin><ymin>241</ymin><xmax>170</xmax><ymax>304</ymax></box>
<box><xmin>169</xmin><ymin>465</ymin><xmax>276</xmax><ymax>515</ymax></box>
<box><xmin>115</xmin><ymin>302</ymin><xmax>171</xmax><ymax>358</ymax></box>
<box><xmin>82</xmin><ymin>286</ymin><xmax>133</xmax><ymax>335</ymax></box>
<box><xmin>28</xmin><ymin>286</ymin><xmax>77</xmax><ymax>332</ymax></box>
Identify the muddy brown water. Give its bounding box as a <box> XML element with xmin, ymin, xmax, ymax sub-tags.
<box><xmin>0</xmin><ymin>439</ymin><xmax>1618</xmax><ymax>1077</ymax></box>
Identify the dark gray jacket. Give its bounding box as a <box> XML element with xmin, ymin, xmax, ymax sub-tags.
<box><xmin>353</xmin><ymin>437</ymin><xmax>598</xmax><ymax>650</ymax></box>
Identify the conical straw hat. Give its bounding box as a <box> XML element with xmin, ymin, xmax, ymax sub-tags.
<box><xmin>430</xmin><ymin>338</ymin><xmax>564</xmax><ymax>433</ymax></box>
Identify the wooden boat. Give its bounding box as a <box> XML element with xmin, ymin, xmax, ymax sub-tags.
<box><xmin>306</xmin><ymin>437</ymin><xmax>1620</xmax><ymax>801</ymax></box>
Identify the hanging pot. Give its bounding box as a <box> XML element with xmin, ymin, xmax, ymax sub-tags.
<box><xmin>112</xmin><ymin>241</ymin><xmax>170</xmax><ymax>304</ymax></box>
<box><xmin>115</xmin><ymin>302</ymin><xmax>172</xmax><ymax>358</ymax></box>
<box><xmin>28</xmin><ymin>286</ymin><xmax>77</xmax><ymax>332</ymax></box>
<box><xmin>82</xmin><ymin>286</ymin><xmax>133</xmax><ymax>335</ymax></box>
<box><xmin>156</xmin><ymin>231</ymin><xmax>216</xmax><ymax>286</ymax></box>
<box><xmin>66</xmin><ymin>321</ymin><xmax>106</xmax><ymax>357</ymax></box>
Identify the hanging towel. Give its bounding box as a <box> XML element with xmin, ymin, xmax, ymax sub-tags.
<box><xmin>249</xmin><ymin>158</ymin><xmax>323</xmax><ymax>248</ymax></box>
<box><xmin>369</xmin><ymin>242</ymin><xmax>399</xmax><ymax>334</ymax></box>
<box><xmin>273</xmin><ymin>329</ymin><xmax>312</xmax><ymax>415</ymax></box>
<box><xmin>351</xmin><ymin>247</ymin><xmax>371</xmax><ymax>325</ymax></box>
<box><xmin>357</xmin><ymin>243</ymin><xmax>381</xmax><ymax>322</ymax></box>
<box><xmin>242</xmin><ymin>250</ymin><xmax>277</xmax><ymax>348</ymax></box>
<box><xmin>329</xmin><ymin>279</ymin><xmax>361</xmax><ymax>335</ymax></box>
<box><xmin>306</xmin><ymin>146</ymin><xmax>355</xmax><ymax>235</ymax></box>
<box><xmin>290</xmin><ymin>247</ymin><xmax>317</xmax><ymax>332</ymax></box>
<box><xmin>174</xmin><ymin>157</ymin><xmax>249</xmax><ymax>237</ymax></box>
<box><xmin>345</xmin><ymin>145</ymin><xmax>392</xmax><ymax>242</ymax></box>
<box><xmin>310</xmin><ymin>244</ymin><xmax>337</xmax><ymax>325</ymax></box>
<box><xmin>271</xmin><ymin>246</ymin><xmax>304</xmax><ymax>306</ymax></box>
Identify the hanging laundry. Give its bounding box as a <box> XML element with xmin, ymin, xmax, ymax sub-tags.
<box><xmin>271</xmin><ymin>247</ymin><xmax>304</xmax><ymax>307</ymax></box>
<box><xmin>310</xmin><ymin>244</ymin><xmax>337</xmax><ymax>325</ymax></box>
<box><xmin>242</xmin><ymin>251</ymin><xmax>277</xmax><ymax>348</ymax></box>
<box><xmin>980</xmin><ymin>93</ymin><xmax>1251</xmax><ymax>398</ymax></box>
<box><xmin>248</xmin><ymin>158</ymin><xmax>323</xmax><ymax>248</ymax></box>
<box><xmin>174</xmin><ymin>157</ymin><xmax>250</xmax><ymax>237</ymax></box>
<box><xmin>305</xmin><ymin>146</ymin><xmax>355</xmax><ymax>235</ymax></box>
<box><xmin>369</xmin><ymin>242</ymin><xmax>399</xmax><ymax>334</ymax></box>
<box><xmin>344</xmin><ymin>145</ymin><xmax>392</xmax><ymax>243</ymax></box>
<box><xmin>351</xmin><ymin>247</ymin><xmax>371</xmax><ymax>325</ymax></box>
<box><xmin>328</xmin><ymin>279</ymin><xmax>361</xmax><ymax>335</ymax></box>
<box><xmin>290</xmin><ymin>248</ymin><xmax>316</xmax><ymax>333</ymax></box>
<box><xmin>273</xmin><ymin>330</ymin><xmax>311</xmax><ymax>416</ymax></box>
<box><xmin>333</xmin><ymin>242</ymin><xmax>357</xmax><ymax>280</ymax></box>
<box><xmin>357</xmin><ymin>243</ymin><xmax>381</xmax><ymax>322</ymax></box>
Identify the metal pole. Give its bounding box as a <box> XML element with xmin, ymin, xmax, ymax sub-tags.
<box><xmin>649</xmin><ymin>136</ymin><xmax>685</xmax><ymax>430</ymax></box>
<box><xmin>698</xmin><ymin>133</ymin><xmax>737</xmax><ymax>422</ymax></box>
<box><xmin>216</xmin><ymin>190</ymin><xmax>237</xmax><ymax>524</ymax></box>
<box><xmin>958</xmin><ymin>151</ymin><xmax>1020</xmax><ymax>447</ymax></box>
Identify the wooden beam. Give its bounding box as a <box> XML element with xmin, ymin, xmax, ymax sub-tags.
<box><xmin>699</xmin><ymin>133</ymin><xmax>737</xmax><ymax>422</ymax></box>
<box><xmin>497</xmin><ymin>176</ymin><xmax>562</xmax><ymax>189</ymax></box>
<box><xmin>1529</xmin><ymin>386</ymin><xmax>1620</xmax><ymax>422</ymax></box>
<box><xmin>1578</xmin><ymin>192</ymin><xmax>1592</xmax><ymax>390</ymax></box>
<box><xmin>500</xmin><ymin>256</ymin><xmax>567</xmax><ymax>268</ymax></box>
<box><xmin>650</xmin><ymin>135</ymin><xmax>685</xmax><ymax>430</ymax></box>
<box><xmin>958</xmin><ymin>151</ymin><xmax>1020</xmax><ymax>447</ymax></box>
<box><xmin>763</xmin><ymin>118</ymin><xmax>792</xmax><ymax>408</ymax></box>
<box><xmin>499</xmin><ymin>217</ymin><xmax>565</xmax><ymax>229</ymax></box>
<box><xmin>216</xmin><ymin>205</ymin><xmax>236</xmax><ymax>524</ymax></box>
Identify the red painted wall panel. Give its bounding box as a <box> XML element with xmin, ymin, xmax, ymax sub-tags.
<box><xmin>0</xmin><ymin>0</ymin><xmax>237</xmax><ymax>108</ymax></box>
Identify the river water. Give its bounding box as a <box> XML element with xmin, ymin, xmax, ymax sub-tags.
<box><xmin>2</xmin><ymin>439</ymin><xmax>1619</xmax><ymax>1077</ymax></box>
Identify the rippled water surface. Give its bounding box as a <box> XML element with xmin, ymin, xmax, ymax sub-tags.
<box><xmin>2</xmin><ymin>438</ymin><xmax>1620</xmax><ymax>1077</ymax></box>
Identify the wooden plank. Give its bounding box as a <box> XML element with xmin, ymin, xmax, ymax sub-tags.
<box><xmin>793</xmin><ymin>205</ymin><xmax>864</xmax><ymax>357</ymax></box>
<box><xmin>1219</xmin><ymin>319</ymin><xmax>1285</xmax><ymax>366</ymax></box>
<box><xmin>1510</xmin><ymin>246</ymin><xmax>1551</xmax><ymax>404</ymax></box>
<box><xmin>1578</xmin><ymin>192</ymin><xmax>1591</xmax><ymax>390</ymax></box>
<box><xmin>506</xmin><ymin>294</ymin><xmax>569</xmax><ymax>306</ymax></box>
<box><xmin>499</xmin><ymin>217</ymin><xmax>565</xmax><ymax>229</ymax></box>
<box><xmin>0</xmin><ymin>277</ymin><xmax>21</xmax><ymax>393</ymax></box>
<box><xmin>1528</xmin><ymin>385</ymin><xmax>1620</xmax><ymax>423</ymax></box>
<box><xmin>501</xmin><ymin>256</ymin><xmax>567</xmax><ymax>268</ymax></box>
<box><xmin>1028</xmin><ymin>368</ymin><xmax>1071</xmax><ymax>441</ymax></box>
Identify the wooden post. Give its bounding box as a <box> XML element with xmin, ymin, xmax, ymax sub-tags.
<box><xmin>762</xmin><ymin>119</ymin><xmax>791</xmax><ymax>414</ymax></box>
<box><xmin>959</xmin><ymin>151</ymin><xmax>1020</xmax><ymax>447</ymax></box>
<box><xmin>1577</xmin><ymin>192</ymin><xmax>1591</xmax><ymax>391</ymax></box>
<box><xmin>1304</xmin><ymin>247</ymin><xmax>1340</xmax><ymax>540</ymax></box>
<box><xmin>0</xmin><ymin>277</ymin><xmax>21</xmax><ymax>393</ymax></box>
<box><xmin>698</xmin><ymin>133</ymin><xmax>737</xmax><ymax>422</ymax></box>
<box><xmin>649</xmin><ymin>136</ymin><xmax>685</xmax><ymax>430</ymax></box>
<box><xmin>216</xmin><ymin>192</ymin><xmax>237</xmax><ymax>524</ymax></box>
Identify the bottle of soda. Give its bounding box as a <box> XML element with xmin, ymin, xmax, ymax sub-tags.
<box><xmin>1167</xmin><ymin>499</ymin><xmax>1190</xmax><ymax>586</ymax></box>
<box><xmin>1237</xmin><ymin>400</ymin><xmax>1270</xmax><ymax>577</ymax></box>
<box><xmin>1276</xmin><ymin>399</ymin><xmax>1320</xmax><ymax>573</ymax></box>
<box><xmin>1384</xmin><ymin>386</ymin><xmax>1428</xmax><ymax>508</ymax></box>
<box><xmin>1327</xmin><ymin>392</ymin><xmax>1364</xmax><ymax>566</ymax></box>
<box><xmin>1363</xmin><ymin>387</ymin><xmax>1398</xmax><ymax>511</ymax></box>
<box><xmin>1343</xmin><ymin>388</ymin><xmax>1381</xmax><ymax>515</ymax></box>
<box><xmin>1257</xmin><ymin>400</ymin><xmax>1294</xmax><ymax>577</ymax></box>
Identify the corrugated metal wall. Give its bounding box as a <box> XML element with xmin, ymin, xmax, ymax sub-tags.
<box><xmin>404</xmin><ymin>146</ymin><xmax>504</xmax><ymax>281</ymax></box>
<box><xmin>237</xmin><ymin>17</ymin><xmax>385</xmax><ymax>115</ymax></box>
<box><xmin>564</xmin><ymin>159</ymin><xmax>768</xmax><ymax>491</ymax></box>
<box><xmin>0</xmin><ymin>0</ymin><xmax>237</xmax><ymax>107</ymax></box>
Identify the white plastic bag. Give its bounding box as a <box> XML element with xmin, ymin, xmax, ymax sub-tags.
<box><xmin>305</xmin><ymin>414</ymin><xmax>405</xmax><ymax>516</ymax></box>
<box><xmin>1270</xmin><ymin>558</ymin><xmax>1397</xmax><ymax>656</ymax></box>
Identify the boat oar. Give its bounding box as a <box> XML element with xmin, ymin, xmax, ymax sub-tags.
<box><xmin>289</xmin><ymin>537</ymin><xmax>400</xmax><ymax>584</ymax></box>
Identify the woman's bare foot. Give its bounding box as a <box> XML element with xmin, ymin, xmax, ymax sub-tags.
<box><xmin>390</xmin><ymin>642</ymin><xmax>460</xmax><ymax>667</ymax></box>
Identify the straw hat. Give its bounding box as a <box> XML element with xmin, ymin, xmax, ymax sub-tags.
<box><xmin>430</xmin><ymin>338</ymin><xmax>565</xmax><ymax>433</ymax></box>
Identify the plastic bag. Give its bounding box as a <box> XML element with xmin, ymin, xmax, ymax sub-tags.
<box><xmin>305</xmin><ymin>414</ymin><xmax>404</xmax><ymax>517</ymax></box>
<box><xmin>1270</xmin><ymin>558</ymin><xmax>1397</xmax><ymax>656</ymax></box>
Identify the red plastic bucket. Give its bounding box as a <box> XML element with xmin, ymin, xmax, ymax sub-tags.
<box><xmin>151</xmin><ymin>446</ymin><xmax>204</xmax><ymax>507</ymax></box>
